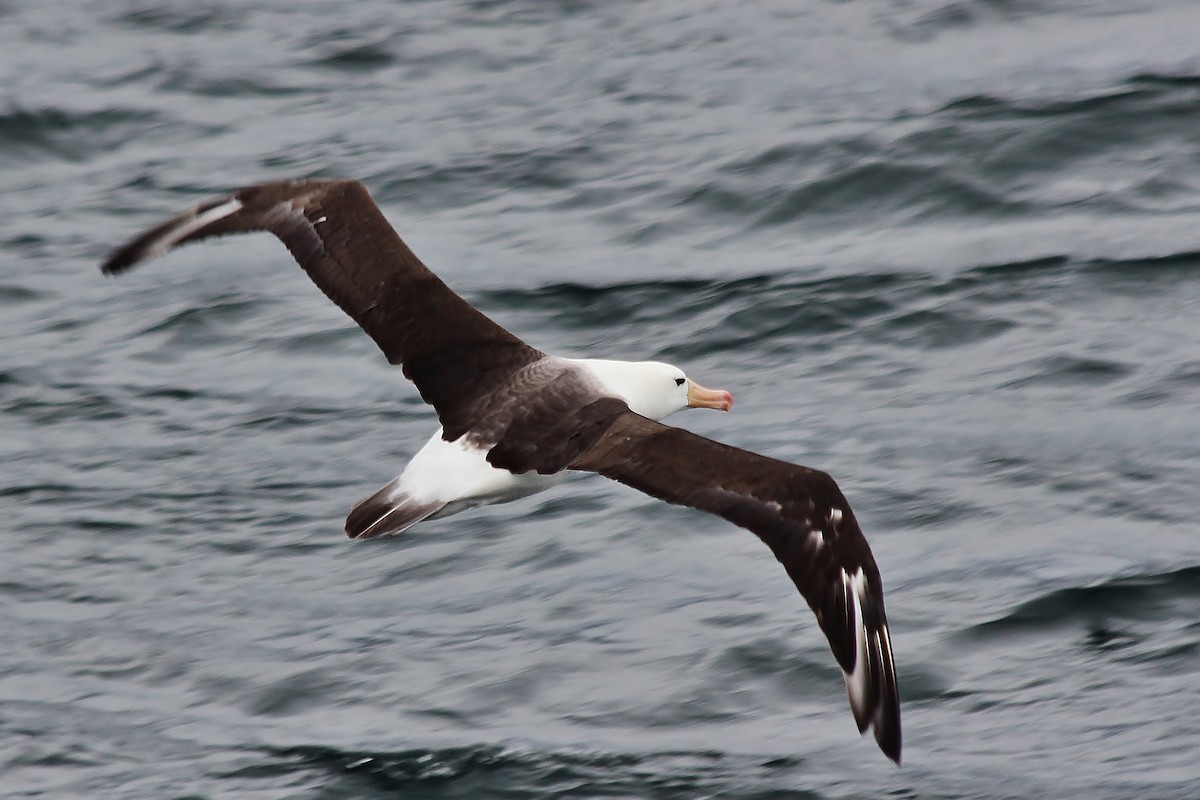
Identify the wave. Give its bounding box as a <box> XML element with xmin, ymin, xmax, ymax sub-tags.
<box><xmin>473</xmin><ymin>248</ymin><xmax>1199</xmax><ymax>360</ymax></box>
<box><xmin>999</xmin><ymin>354</ymin><xmax>1132</xmax><ymax>389</ymax></box>
<box><xmin>374</xmin><ymin>140</ymin><xmax>600</xmax><ymax>211</ymax></box>
<box><xmin>667</xmin><ymin>71</ymin><xmax>1200</xmax><ymax>232</ymax></box>
<box><xmin>257</xmin><ymin>743</ymin><xmax>820</xmax><ymax>799</ymax></box>
<box><xmin>115</xmin><ymin>5</ymin><xmax>243</xmax><ymax>34</ymax></box>
<box><xmin>0</xmin><ymin>105</ymin><xmax>158</xmax><ymax>165</ymax></box>
<box><xmin>5</xmin><ymin>383</ymin><xmax>128</xmax><ymax>425</ymax></box>
<box><xmin>154</xmin><ymin>68</ymin><xmax>308</xmax><ymax>98</ymax></box>
<box><xmin>307</xmin><ymin>39</ymin><xmax>398</xmax><ymax>72</ymax></box>
<box><xmin>677</xmin><ymin>153</ymin><xmax>1026</xmax><ymax>231</ymax></box>
<box><xmin>132</xmin><ymin>294</ymin><xmax>261</xmax><ymax>347</ymax></box>
<box><xmin>938</xmin><ymin>72</ymin><xmax>1200</xmax><ymax>120</ymax></box>
<box><xmin>963</xmin><ymin>566</ymin><xmax>1200</xmax><ymax>639</ymax></box>
<box><xmin>0</xmin><ymin>282</ymin><xmax>45</xmax><ymax>305</ymax></box>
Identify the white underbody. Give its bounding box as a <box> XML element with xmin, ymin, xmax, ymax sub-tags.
<box><xmin>397</xmin><ymin>428</ymin><xmax>567</xmax><ymax>519</ymax></box>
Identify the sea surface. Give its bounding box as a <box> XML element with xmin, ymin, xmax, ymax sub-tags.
<box><xmin>3</xmin><ymin>1</ymin><xmax>1200</xmax><ymax>798</ymax></box>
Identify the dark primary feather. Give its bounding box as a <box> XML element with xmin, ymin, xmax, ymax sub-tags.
<box><xmin>101</xmin><ymin>179</ymin><xmax>543</xmax><ymax>441</ymax></box>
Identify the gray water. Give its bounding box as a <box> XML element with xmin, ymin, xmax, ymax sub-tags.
<box><xmin>4</xmin><ymin>1</ymin><xmax>1200</xmax><ymax>797</ymax></box>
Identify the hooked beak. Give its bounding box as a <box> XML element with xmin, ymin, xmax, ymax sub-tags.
<box><xmin>686</xmin><ymin>379</ymin><xmax>733</xmax><ymax>412</ymax></box>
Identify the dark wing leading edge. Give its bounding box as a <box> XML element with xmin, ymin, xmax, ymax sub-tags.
<box><xmin>101</xmin><ymin>180</ymin><xmax>543</xmax><ymax>440</ymax></box>
<box><xmin>525</xmin><ymin>401</ymin><xmax>901</xmax><ymax>763</ymax></box>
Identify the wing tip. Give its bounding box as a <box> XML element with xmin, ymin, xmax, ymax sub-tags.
<box><xmin>842</xmin><ymin>568</ymin><xmax>903</xmax><ymax>765</ymax></box>
<box><xmin>100</xmin><ymin>244</ymin><xmax>142</xmax><ymax>276</ymax></box>
<box><xmin>99</xmin><ymin>194</ymin><xmax>246</xmax><ymax>277</ymax></box>
<box><xmin>844</xmin><ymin>648</ymin><xmax>903</xmax><ymax>765</ymax></box>
<box><xmin>845</xmin><ymin>677</ymin><xmax>901</xmax><ymax>764</ymax></box>
<box><xmin>876</xmin><ymin>708</ymin><xmax>903</xmax><ymax>765</ymax></box>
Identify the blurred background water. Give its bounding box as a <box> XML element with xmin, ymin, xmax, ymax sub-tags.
<box><xmin>3</xmin><ymin>1</ymin><xmax>1200</xmax><ymax>797</ymax></box>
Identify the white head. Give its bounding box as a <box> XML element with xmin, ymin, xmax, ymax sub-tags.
<box><xmin>576</xmin><ymin>359</ymin><xmax>733</xmax><ymax>421</ymax></box>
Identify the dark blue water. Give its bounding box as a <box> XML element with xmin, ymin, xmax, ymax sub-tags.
<box><xmin>4</xmin><ymin>2</ymin><xmax>1200</xmax><ymax>797</ymax></box>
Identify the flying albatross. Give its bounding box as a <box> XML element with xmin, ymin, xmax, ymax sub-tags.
<box><xmin>101</xmin><ymin>179</ymin><xmax>901</xmax><ymax>763</ymax></box>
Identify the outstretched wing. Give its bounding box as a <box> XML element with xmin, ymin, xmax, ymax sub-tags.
<box><xmin>532</xmin><ymin>402</ymin><xmax>901</xmax><ymax>763</ymax></box>
<box><xmin>101</xmin><ymin>179</ymin><xmax>543</xmax><ymax>440</ymax></box>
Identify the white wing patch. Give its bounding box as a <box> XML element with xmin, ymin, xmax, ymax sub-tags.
<box><xmin>144</xmin><ymin>197</ymin><xmax>243</xmax><ymax>261</ymax></box>
<box><xmin>842</xmin><ymin>567</ymin><xmax>872</xmax><ymax>730</ymax></box>
<box><xmin>871</xmin><ymin>626</ymin><xmax>893</xmax><ymax>732</ymax></box>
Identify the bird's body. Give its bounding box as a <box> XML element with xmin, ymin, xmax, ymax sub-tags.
<box><xmin>102</xmin><ymin>179</ymin><xmax>902</xmax><ymax>763</ymax></box>
<box><xmin>348</xmin><ymin>427</ymin><xmax>567</xmax><ymax>537</ymax></box>
<box><xmin>348</xmin><ymin>356</ymin><xmax>714</xmax><ymax>538</ymax></box>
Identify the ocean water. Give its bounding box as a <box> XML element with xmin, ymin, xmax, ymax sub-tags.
<box><xmin>3</xmin><ymin>1</ymin><xmax>1200</xmax><ymax>797</ymax></box>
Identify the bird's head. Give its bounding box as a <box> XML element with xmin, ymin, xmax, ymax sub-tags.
<box><xmin>585</xmin><ymin>359</ymin><xmax>733</xmax><ymax>421</ymax></box>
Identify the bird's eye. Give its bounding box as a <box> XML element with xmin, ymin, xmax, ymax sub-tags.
<box><xmin>674</xmin><ymin>377</ymin><xmax>686</xmax><ymax>386</ymax></box>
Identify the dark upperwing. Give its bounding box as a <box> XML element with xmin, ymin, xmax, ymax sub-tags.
<box><xmin>487</xmin><ymin>397</ymin><xmax>901</xmax><ymax>763</ymax></box>
<box><xmin>101</xmin><ymin>179</ymin><xmax>544</xmax><ymax>440</ymax></box>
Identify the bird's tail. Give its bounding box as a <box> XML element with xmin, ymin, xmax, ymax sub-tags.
<box><xmin>345</xmin><ymin>478</ymin><xmax>447</xmax><ymax>539</ymax></box>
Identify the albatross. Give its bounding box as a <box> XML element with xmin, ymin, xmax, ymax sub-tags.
<box><xmin>101</xmin><ymin>179</ymin><xmax>901</xmax><ymax>762</ymax></box>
